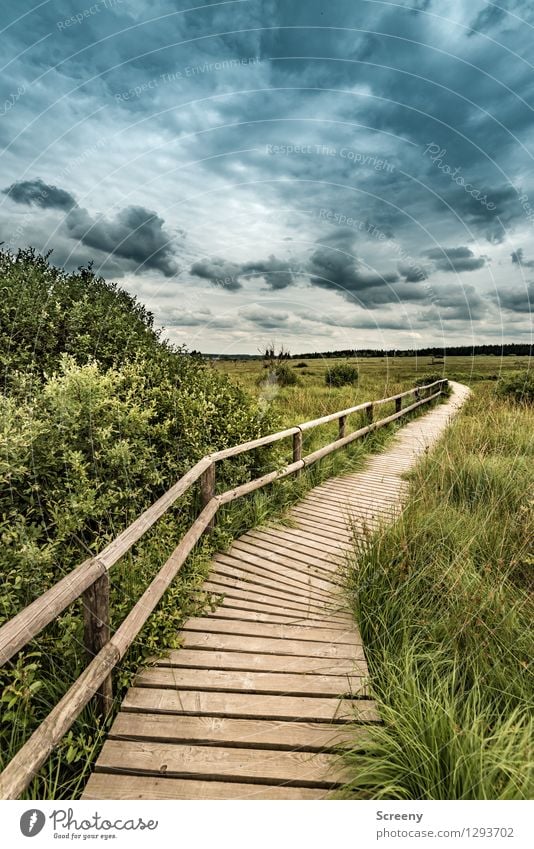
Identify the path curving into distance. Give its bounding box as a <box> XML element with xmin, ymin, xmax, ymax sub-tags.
<box><xmin>82</xmin><ymin>381</ymin><xmax>471</xmax><ymax>800</ymax></box>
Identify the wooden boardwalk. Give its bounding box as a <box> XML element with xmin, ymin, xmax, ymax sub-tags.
<box><xmin>82</xmin><ymin>382</ymin><xmax>470</xmax><ymax>800</ymax></box>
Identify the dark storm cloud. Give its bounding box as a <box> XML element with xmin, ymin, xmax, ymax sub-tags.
<box><xmin>2</xmin><ymin>178</ymin><xmax>178</xmax><ymax>277</ymax></box>
<box><xmin>511</xmin><ymin>248</ymin><xmax>534</xmax><ymax>268</ymax></box>
<box><xmin>190</xmin><ymin>258</ymin><xmax>243</xmax><ymax>290</ymax></box>
<box><xmin>493</xmin><ymin>281</ymin><xmax>534</xmax><ymax>313</ymax></box>
<box><xmin>2</xmin><ymin>0</ymin><xmax>534</xmax><ymax>348</ymax></box>
<box><xmin>398</xmin><ymin>261</ymin><xmax>429</xmax><ymax>282</ymax></box>
<box><xmin>308</xmin><ymin>245</ymin><xmax>399</xmax><ymax>293</ymax></box>
<box><xmin>65</xmin><ymin>205</ymin><xmax>178</xmax><ymax>277</ymax></box>
<box><xmin>241</xmin><ymin>256</ymin><xmax>300</xmax><ymax>290</ymax></box>
<box><xmin>3</xmin><ymin>178</ymin><xmax>77</xmax><ymax>211</ymax></box>
<box><xmin>190</xmin><ymin>254</ymin><xmax>300</xmax><ymax>291</ymax></box>
<box><xmin>423</xmin><ymin>247</ymin><xmax>487</xmax><ymax>273</ymax></box>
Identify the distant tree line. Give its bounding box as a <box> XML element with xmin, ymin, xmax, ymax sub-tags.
<box><xmin>289</xmin><ymin>344</ymin><xmax>532</xmax><ymax>359</ymax></box>
<box><xmin>206</xmin><ymin>344</ymin><xmax>532</xmax><ymax>361</ymax></box>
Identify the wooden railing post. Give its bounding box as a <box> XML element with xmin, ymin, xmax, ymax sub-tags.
<box><xmin>200</xmin><ymin>461</ymin><xmax>216</xmax><ymax>529</ymax></box>
<box><xmin>82</xmin><ymin>573</ymin><xmax>112</xmax><ymax>718</ymax></box>
<box><xmin>293</xmin><ymin>428</ymin><xmax>303</xmax><ymax>477</ymax></box>
<box><xmin>395</xmin><ymin>397</ymin><xmax>402</xmax><ymax>413</ymax></box>
<box><xmin>366</xmin><ymin>403</ymin><xmax>374</xmax><ymax>425</ymax></box>
<box><xmin>338</xmin><ymin>414</ymin><xmax>346</xmax><ymax>439</ymax></box>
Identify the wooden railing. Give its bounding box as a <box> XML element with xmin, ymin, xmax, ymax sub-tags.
<box><xmin>0</xmin><ymin>379</ymin><xmax>448</xmax><ymax>798</ymax></box>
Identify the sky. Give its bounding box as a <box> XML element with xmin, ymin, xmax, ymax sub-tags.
<box><xmin>1</xmin><ymin>0</ymin><xmax>533</xmax><ymax>354</ymax></box>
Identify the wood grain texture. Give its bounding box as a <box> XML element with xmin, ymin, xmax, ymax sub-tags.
<box><xmin>107</xmin><ymin>712</ymin><xmax>366</xmax><ymax>751</ymax></box>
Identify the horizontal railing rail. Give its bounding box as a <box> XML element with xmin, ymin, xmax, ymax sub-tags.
<box><xmin>0</xmin><ymin>378</ymin><xmax>447</xmax><ymax>798</ymax></box>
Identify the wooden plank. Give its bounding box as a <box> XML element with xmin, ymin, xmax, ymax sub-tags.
<box><xmin>247</xmin><ymin>529</ymin><xmax>341</xmax><ymax>569</ymax></box>
<box><xmin>202</xmin><ymin>589</ymin><xmax>352</xmax><ymax>623</ymax></box>
<box><xmin>266</xmin><ymin>526</ymin><xmax>347</xmax><ymax>554</ymax></box>
<box><xmin>204</xmin><ymin>574</ymin><xmax>347</xmax><ymax>617</ymax></box>
<box><xmin>155</xmin><ymin>649</ymin><xmax>366</xmax><ymax>676</ymax></box>
<box><xmin>202</xmin><ymin>604</ymin><xmax>352</xmax><ymax>629</ymax></box>
<box><xmin>82</xmin><ymin>773</ymin><xmax>330</xmax><ymax>800</ymax></box>
<box><xmin>295</xmin><ymin>505</ymin><xmax>390</xmax><ymax>524</ymax></box>
<box><xmin>291</xmin><ymin>516</ymin><xmax>354</xmax><ymax>542</ymax></box>
<box><xmin>235</xmin><ymin>536</ymin><xmax>340</xmax><ymax>579</ymax></box>
<box><xmin>106</xmin><ymin>712</ymin><xmax>367</xmax><ymax>752</ymax></box>
<box><xmin>291</xmin><ymin>508</ymin><xmax>352</xmax><ymax>531</ymax></box>
<box><xmin>181</xmin><ymin>618</ymin><xmax>360</xmax><ymax>646</ymax></box>
<box><xmin>220</xmin><ymin>544</ymin><xmax>338</xmax><ymax>592</ymax></box>
<box><xmin>208</xmin><ymin>568</ymin><xmax>333</xmax><ymax>613</ymax></box>
<box><xmin>82</xmin><ymin>572</ymin><xmax>112</xmax><ymax>717</ymax></box>
<box><xmin>214</xmin><ymin>550</ymin><xmax>335</xmax><ymax>596</ymax></box>
<box><xmin>210</xmin><ymin>557</ymin><xmax>334</xmax><ymax>605</ymax></box>
<box><xmin>122</xmin><ymin>687</ymin><xmax>379</xmax><ymax>722</ymax></box>
<box><xmin>135</xmin><ymin>667</ymin><xmax>367</xmax><ymax>697</ymax></box>
<box><xmin>180</xmin><ymin>631</ymin><xmax>364</xmax><ymax>659</ymax></box>
<box><xmin>94</xmin><ymin>739</ymin><xmax>349</xmax><ymax>787</ymax></box>
<box><xmin>210</xmin><ymin>557</ymin><xmax>333</xmax><ymax>601</ymax></box>
<box><xmin>292</xmin><ymin>501</ymin><xmax>351</xmax><ymax>523</ymax></box>
<box><xmin>295</xmin><ymin>503</ymin><xmax>395</xmax><ymax>524</ymax></box>
<box><xmin>288</xmin><ymin>521</ymin><xmax>350</xmax><ymax>546</ymax></box>
<box><xmin>201</xmin><ymin>578</ymin><xmax>349</xmax><ymax>620</ymax></box>
<box><xmin>314</xmin><ymin>481</ymin><xmax>404</xmax><ymax>498</ymax></box>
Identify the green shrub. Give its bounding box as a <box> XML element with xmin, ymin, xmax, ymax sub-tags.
<box><xmin>0</xmin><ymin>248</ymin><xmax>280</xmax><ymax>797</ymax></box>
<box><xmin>258</xmin><ymin>363</ymin><xmax>299</xmax><ymax>387</ymax></box>
<box><xmin>0</xmin><ymin>247</ymin><xmax>166</xmax><ymax>378</ymax></box>
<box><xmin>497</xmin><ymin>370</ymin><xmax>534</xmax><ymax>404</ymax></box>
<box><xmin>414</xmin><ymin>373</ymin><xmax>444</xmax><ymax>387</ymax></box>
<box><xmin>325</xmin><ymin>362</ymin><xmax>359</xmax><ymax>387</ymax></box>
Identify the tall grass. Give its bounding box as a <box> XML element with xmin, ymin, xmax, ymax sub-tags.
<box><xmin>342</xmin><ymin>386</ymin><xmax>533</xmax><ymax>799</ymax></box>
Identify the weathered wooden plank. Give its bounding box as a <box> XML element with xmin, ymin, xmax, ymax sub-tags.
<box><xmin>201</xmin><ymin>578</ymin><xmax>348</xmax><ymax>619</ymax></box>
<box><xmin>242</xmin><ymin>528</ymin><xmax>337</xmax><ymax>575</ymax></box>
<box><xmin>181</xmin><ymin>618</ymin><xmax>360</xmax><ymax>646</ymax></box>
<box><xmin>94</xmin><ymin>739</ymin><xmax>349</xmax><ymax>787</ymax></box>
<box><xmin>210</xmin><ymin>557</ymin><xmax>333</xmax><ymax>604</ymax></box>
<box><xmin>82</xmin><ymin>773</ymin><xmax>330</xmax><ymax>800</ymax></box>
<box><xmin>155</xmin><ymin>648</ymin><xmax>366</xmax><ymax>676</ymax></box>
<box><xmin>232</xmin><ymin>537</ymin><xmax>340</xmax><ymax>582</ymax></box>
<box><xmin>82</xmin><ymin>572</ymin><xmax>112</xmax><ymax>717</ymax></box>
<box><xmin>218</xmin><ymin>544</ymin><xmax>338</xmax><ymax>592</ymax></box>
<box><xmin>106</xmin><ymin>712</ymin><xmax>367</xmax><ymax>751</ymax></box>
<box><xmin>180</xmin><ymin>630</ymin><xmax>363</xmax><ymax>659</ymax></box>
<box><xmin>312</xmin><ymin>482</ymin><xmax>404</xmax><ymax>499</ymax></box>
<box><xmin>210</xmin><ymin>557</ymin><xmax>333</xmax><ymax>600</ymax></box>
<box><xmin>204</xmin><ymin>575</ymin><xmax>347</xmax><ymax>618</ymax></box>
<box><xmin>202</xmin><ymin>604</ymin><xmax>351</xmax><ymax>628</ymax></box>
<box><xmin>265</xmin><ymin>526</ymin><xmax>347</xmax><ymax>554</ymax></box>
<box><xmin>122</xmin><ymin>688</ymin><xmax>379</xmax><ymax>722</ymax></box>
<box><xmin>292</xmin><ymin>501</ymin><xmax>351</xmax><ymax>522</ymax></box>
<box><xmin>135</xmin><ymin>667</ymin><xmax>367</xmax><ymax>697</ymax></box>
<box><xmin>291</xmin><ymin>516</ymin><xmax>354</xmax><ymax>541</ymax></box>
<box><xmin>291</xmin><ymin>508</ymin><xmax>353</xmax><ymax>531</ymax></box>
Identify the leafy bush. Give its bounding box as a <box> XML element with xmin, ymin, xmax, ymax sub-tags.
<box><xmin>325</xmin><ymin>362</ymin><xmax>359</xmax><ymax>387</ymax></box>
<box><xmin>0</xmin><ymin>247</ymin><xmax>167</xmax><ymax>379</ymax></box>
<box><xmin>414</xmin><ymin>373</ymin><xmax>444</xmax><ymax>387</ymax></box>
<box><xmin>497</xmin><ymin>371</ymin><xmax>534</xmax><ymax>404</ymax></box>
<box><xmin>258</xmin><ymin>363</ymin><xmax>299</xmax><ymax>387</ymax></box>
<box><xmin>0</xmin><ymin>248</ymin><xmax>280</xmax><ymax>797</ymax></box>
